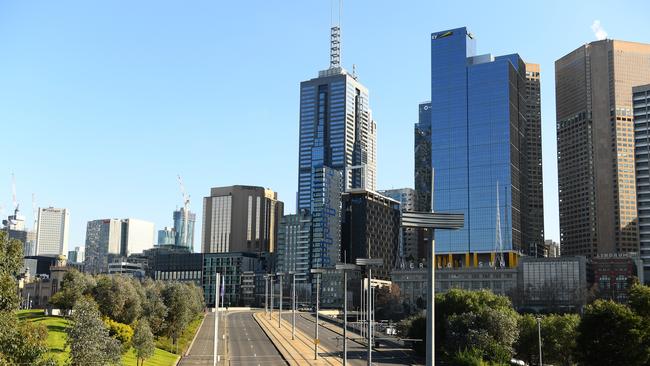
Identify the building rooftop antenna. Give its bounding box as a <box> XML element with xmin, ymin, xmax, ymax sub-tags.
<box><xmin>329</xmin><ymin>0</ymin><xmax>342</xmax><ymax>69</ymax></box>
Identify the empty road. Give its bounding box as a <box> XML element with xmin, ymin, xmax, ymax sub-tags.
<box><xmin>180</xmin><ymin>310</ymin><xmax>287</xmax><ymax>366</ymax></box>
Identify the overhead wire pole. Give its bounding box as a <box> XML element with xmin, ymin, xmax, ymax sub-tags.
<box><xmin>336</xmin><ymin>263</ymin><xmax>360</xmax><ymax>366</ymax></box>
<box><xmin>213</xmin><ymin>272</ymin><xmax>220</xmax><ymax>366</ymax></box>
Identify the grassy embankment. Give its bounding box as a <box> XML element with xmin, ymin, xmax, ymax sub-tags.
<box><xmin>17</xmin><ymin>310</ymin><xmax>201</xmax><ymax>365</ymax></box>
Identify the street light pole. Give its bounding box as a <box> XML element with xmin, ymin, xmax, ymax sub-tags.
<box><xmin>336</xmin><ymin>263</ymin><xmax>360</xmax><ymax>366</ymax></box>
<box><xmin>269</xmin><ymin>276</ymin><xmax>274</xmax><ymax>320</ymax></box>
<box><xmin>277</xmin><ymin>273</ymin><xmax>283</xmax><ymax>328</ymax></box>
<box><xmin>292</xmin><ymin>272</ymin><xmax>296</xmax><ymax>340</ymax></box>
<box><xmin>367</xmin><ymin>267</ymin><xmax>372</xmax><ymax>366</ymax></box>
<box><xmin>213</xmin><ymin>272</ymin><xmax>220</xmax><ymax>366</ymax></box>
<box><xmin>401</xmin><ymin>211</ymin><xmax>464</xmax><ymax>366</ymax></box>
<box><xmin>537</xmin><ymin>317</ymin><xmax>543</xmax><ymax>366</ymax></box>
<box><xmin>355</xmin><ymin>258</ymin><xmax>383</xmax><ymax>366</ymax></box>
<box><xmin>310</xmin><ymin>268</ymin><xmax>326</xmax><ymax>360</ymax></box>
<box><xmin>264</xmin><ymin>275</ymin><xmax>269</xmax><ymax>314</ymax></box>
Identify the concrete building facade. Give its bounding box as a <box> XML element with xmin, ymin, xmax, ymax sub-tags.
<box><xmin>35</xmin><ymin>207</ymin><xmax>69</xmax><ymax>256</ymax></box>
<box><xmin>634</xmin><ymin>84</ymin><xmax>650</xmax><ymax>282</ymax></box>
<box><xmin>556</xmin><ymin>40</ymin><xmax>650</xmax><ymax>257</ymax></box>
<box><xmin>201</xmin><ymin>185</ymin><xmax>283</xmax><ymax>254</ymax></box>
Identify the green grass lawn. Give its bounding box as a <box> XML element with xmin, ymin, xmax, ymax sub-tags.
<box><xmin>155</xmin><ymin>316</ymin><xmax>203</xmax><ymax>355</ymax></box>
<box><xmin>17</xmin><ymin>310</ymin><xmax>180</xmax><ymax>366</ymax></box>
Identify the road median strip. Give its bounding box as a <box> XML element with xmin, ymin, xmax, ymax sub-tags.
<box><xmin>254</xmin><ymin>311</ymin><xmax>342</xmax><ymax>366</ymax></box>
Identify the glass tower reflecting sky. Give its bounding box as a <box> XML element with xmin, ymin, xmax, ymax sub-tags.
<box><xmin>430</xmin><ymin>27</ymin><xmax>534</xmax><ymax>257</ymax></box>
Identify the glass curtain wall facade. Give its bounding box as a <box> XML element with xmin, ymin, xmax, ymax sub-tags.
<box><xmin>276</xmin><ymin>212</ymin><xmax>311</xmax><ymax>282</ymax></box>
<box><xmin>430</xmin><ymin>27</ymin><xmax>528</xmax><ymax>263</ymax></box>
<box><xmin>173</xmin><ymin>208</ymin><xmax>195</xmax><ymax>251</ymax></box>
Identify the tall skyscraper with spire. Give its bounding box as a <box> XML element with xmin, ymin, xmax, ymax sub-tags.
<box><xmin>297</xmin><ymin>23</ymin><xmax>377</xmax><ymax>270</ymax></box>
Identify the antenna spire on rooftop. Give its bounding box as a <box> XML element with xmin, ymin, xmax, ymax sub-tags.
<box><xmin>329</xmin><ymin>0</ymin><xmax>342</xmax><ymax>69</ymax></box>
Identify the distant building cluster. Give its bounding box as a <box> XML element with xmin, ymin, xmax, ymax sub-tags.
<box><xmin>7</xmin><ymin>22</ymin><xmax>650</xmax><ymax>313</ymax></box>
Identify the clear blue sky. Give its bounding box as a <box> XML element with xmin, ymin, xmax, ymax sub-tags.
<box><xmin>1</xmin><ymin>0</ymin><xmax>648</xmax><ymax>251</ymax></box>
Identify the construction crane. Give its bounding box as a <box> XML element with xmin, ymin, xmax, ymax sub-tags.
<box><xmin>11</xmin><ymin>173</ymin><xmax>18</xmax><ymax>214</ymax></box>
<box><xmin>32</xmin><ymin>193</ymin><xmax>38</xmax><ymax>232</ymax></box>
<box><xmin>177</xmin><ymin>175</ymin><xmax>190</xmax><ymax>248</ymax></box>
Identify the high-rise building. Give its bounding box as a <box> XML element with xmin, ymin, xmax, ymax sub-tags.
<box><xmin>378</xmin><ymin>188</ymin><xmax>418</xmax><ymax>260</ymax></box>
<box><xmin>35</xmin><ymin>207</ymin><xmax>69</xmax><ymax>256</ymax></box>
<box><xmin>634</xmin><ymin>83</ymin><xmax>650</xmax><ymax>282</ymax></box>
<box><xmin>157</xmin><ymin>226</ymin><xmax>176</xmax><ymax>246</ymax></box>
<box><xmin>414</xmin><ymin>101</ymin><xmax>432</xmax><ymax>213</ymax></box>
<box><xmin>67</xmin><ymin>246</ymin><xmax>85</xmax><ymax>263</ymax></box>
<box><xmin>85</xmin><ymin>219</ymin><xmax>121</xmax><ymax>273</ymax></box>
<box><xmin>296</xmin><ymin>24</ymin><xmax>376</xmax><ymax>278</ymax></box>
<box><xmin>120</xmin><ymin>218</ymin><xmax>155</xmax><ymax>256</ymax></box>
<box><xmin>276</xmin><ymin>212</ymin><xmax>311</xmax><ymax>282</ymax></box>
<box><xmin>84</xmin><ymin>218</ymin><xmax>154</xmax><ymax>273</ymax></box>
<box><xmin>341</xmin><ymin>189</ymin><xmax>400</xmax><ymax>281</ymax></box>
<box><xmin>297</xmin><ymin>59</ymin><xmax>377</xmax><ymax>210</ymax></box>
<box><xmin>429</xmin><ymin>27</ymin><xmax>540</xmax><ymax>268</ymax></box>
<box><xmin>523</xmin><ymin>63</ymin><xmax>545</xmax><ymax>257</ymax></box>
<box><xmin>556</xmin><ymin>39</ymin><xmax>650</xmax><ymax>258</ymax></box>
<box><xmin>310</xmin><ymin>166</ymin><xmax>343</xmax><ymax>269</ymax></box>
<box><xmin>173</xmin><ymin>208</ymin><xmax>195</xmax><ymax>250</ymax></box>
<box><xmin>201</xmin><ymin>185</ymin><xmax>284</xmax><ymax>254</ymax></box>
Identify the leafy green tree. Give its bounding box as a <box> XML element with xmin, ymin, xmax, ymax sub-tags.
<box><xmin>104</xmin><ymin>317</ymin><xmax>134</xmax><ymax>353</ymax></box>
<box><xmin>0</xmin><ymin>311</ymin><xmax>56</xmax><ymax>366</ymax></box>
<box><xmin>49</xmin><ymin>269</ymin><xmax>96</xmax><ymax>312</ymax></box>
<box><xmin>93</xmin><ymin>275</ymin><xmax>143</xmax><ymax>324</ymax></box>
<box><xmin>435</xmin><ymin>289</ymin><xmax>518</xmax><ymax>360</ymax></box>
<box><xmin>0</xmin><ymin>231</ymin><xmax>24</xmax><ymax>312</ymax></box>
<box><xmin>542</xmin><ymin>314</ymin><xmax>579</xmax><ymax>366</ymax></box>
<box><xmin>445</xmin><ymin>307</ymin><xmax>518</xmax><ymax>364</ymax></box>
<box><xmin>161</xmin><ymin>282</ymin><xmax>194</xmax><ymax>348</ymax></box>
<box><xmin>514</xmin><ymin>314</ymin><xmax>538</xmax><ymax>364</ymax></box>
<box><xmin>629</xmin><ymin>283</ymin><xmax>650</xmax><ymax>318</ymax></box>
<box><xmin>133</xmin><ymin>320</ymin><xmax>155</xmax><ymax>366</ymax></box>
<box><xmin>141</xmin><ymin>280</ymin><xmax>168</xmax><ymax>336</ymax></box>
<box><xmin>576</xmin><ymin>300</ymin><xmax>650</xmax><ymax>366</ymax></box>
<box><xmin>66</xmin><ymin>297</ymin><xmax>121</xmax><ymax>366</ymax></box>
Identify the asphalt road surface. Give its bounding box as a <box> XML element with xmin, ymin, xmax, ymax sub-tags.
<box><xmin>280</xmin><ymin>311</ymin><xmax>421</xmax><ymax>366</ymax></box>
<box><xmin>180</xmin><ymin>311</ymin><xmax>287</xmax><ymax>366</ymax></box>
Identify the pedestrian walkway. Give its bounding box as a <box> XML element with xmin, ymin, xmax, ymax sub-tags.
<box><xmin>254</xmin><ymin>311</ymin><xmax>343</xmax><ymax>366</ymax></box>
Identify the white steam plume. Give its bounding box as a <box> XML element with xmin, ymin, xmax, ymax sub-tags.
<box><xmin>591</xmin><ymin>20</ymin><xmax>608</xmax><ymax>40</ymax></box>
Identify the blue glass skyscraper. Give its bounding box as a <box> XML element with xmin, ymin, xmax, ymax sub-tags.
<box><xmin>297</xmin><ymin>26</ymin><xmax>377</xmax><ymax>270</ymax></box>
<box><xmin>429</xmin><ymin>27</ymin><xmax>539</xmax><ymax>267</ymax></box>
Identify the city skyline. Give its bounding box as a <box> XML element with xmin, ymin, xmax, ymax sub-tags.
<box><xmin>2</xmin><ymin>1</ymin><xmax>649</xmax><ymax>250</ymax></box>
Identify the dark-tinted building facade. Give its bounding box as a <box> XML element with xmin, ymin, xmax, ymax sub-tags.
<box><xmin>429</xmin><ymin>27</ymin><xmax>541</xmax><ymax>267</ymax></box>
<box><xmin>341</xmin><ymin>189</ymin><xmax>400</xmax><ymax>280</ymax></box>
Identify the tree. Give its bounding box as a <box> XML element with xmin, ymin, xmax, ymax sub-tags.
<box><xmin>161</xmin><ymin>282</ymin><xmax>193</xmax><ymax>348</ymax></box>
<box><xmin>542</xmin><ymin>314</ymin><xmax>579</xmax><ymax>366</ymax></box>
<box><xmin>104</xmin><ymin>317</ymin><xmax>134</xmax><ymax>353</ymax></box>
<box><xmin>0</xmin><ymin>312</ymin><xmax>56</xmax><ymax>366</ymax></box>
<box><xmin>141</xmin><ymin>280</ymin><xmax>168</xmax><ymax>336</ymax></box>
<box><xmin>49</xmin><ymin>269</ymin><xmax>96</xmax><ymax>312</ymax></box>
<box><xmin>514</xmin><ymin>314</ymin><xmax>538</xmax><ymax>364</ymax></box>
<box><xmin>93</xmin><ymin>275</ymin><xmax>143</xmax><ymax>324</ymax></box>
<box><xmin>445</xmin><ymin>307</ymin><xmax>518</xmax><ymax>364</ymax></box>
<box><xmin>629</xmin><ymin>283</ymin><xmax>650</xmax><ymax>318</ymax></box>
<box><xmin>0</xmin><ymin>231</ymin><xmax>24</xmax><ymax>312</ymax></box>
<box><xmin>133</xmin><ymin>320</ymin><xmax>155</xmax><ymax>366</ymax></box>
<box><xmin>576</xmin><ymin>300</ymin><xmax>650</xmax><ymax>366</ymax></box>
<box><xmin>66</xmin><ymin>297</ymin><xmax>121</xmax><ymax>366</ymax></box>
<box><xmin>435</xmin><ymin>289</ymin><xmax>517</xmax><ymax>360</ymax></box>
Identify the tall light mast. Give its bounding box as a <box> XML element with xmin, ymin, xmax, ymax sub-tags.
<box><xmin>177</xmin><ymin>175</ymin><xmax>190</xmax><ymax>248</ymax></box>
